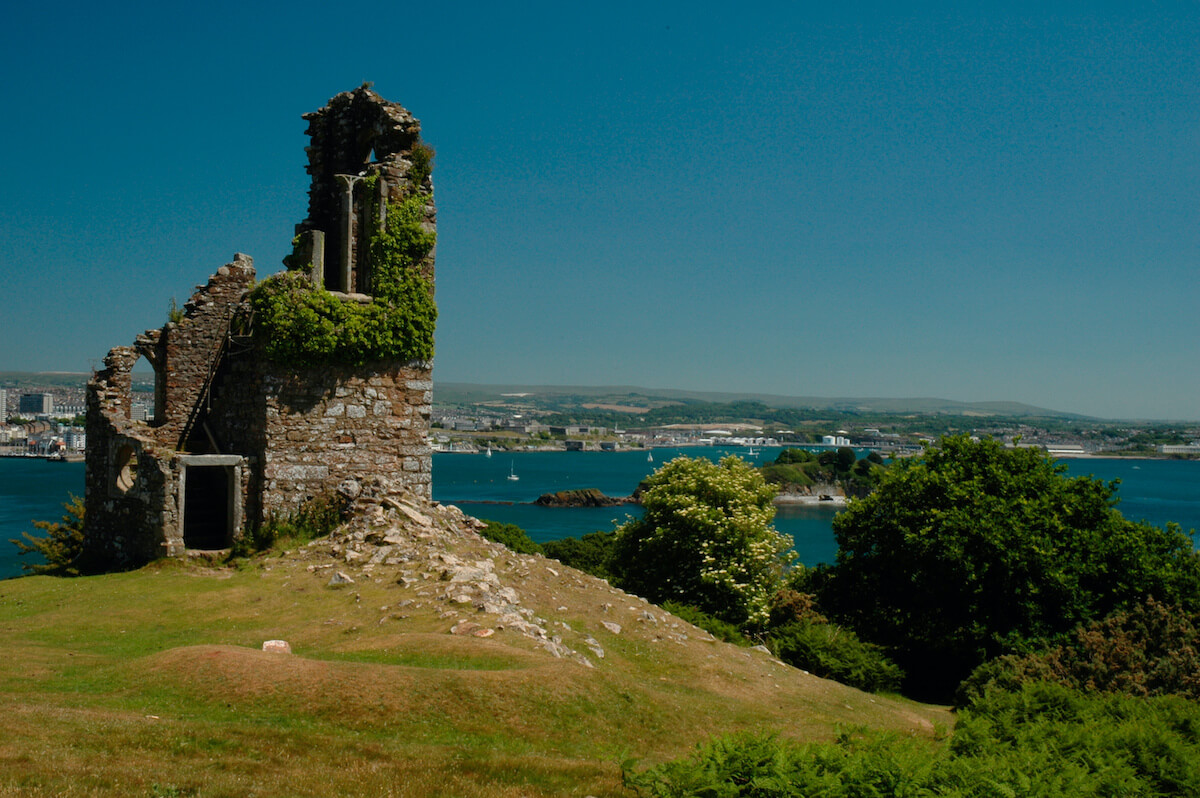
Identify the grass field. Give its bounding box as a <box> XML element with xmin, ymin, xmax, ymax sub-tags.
<box><xmin>0</xmin><ymin>510</ymin><xmax>950</xmax><ymax>797</ymax></box>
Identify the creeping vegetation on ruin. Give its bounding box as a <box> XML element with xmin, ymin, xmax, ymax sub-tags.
<box><xmin>251</xmin><ymin>190</ymin><xmax>437</xmax><ymax>366</ymax></box>
<box><xmin>407</xmin><ymin>142</ymin><xmax>434</xmax><ymax>189</ymax></box>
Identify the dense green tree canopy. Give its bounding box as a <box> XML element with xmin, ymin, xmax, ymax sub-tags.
<box><xmin>821</xmin><ymin>435</ymin><xmax>1200</xmax><ymax>696</ymax></box>
<box><xmin>611</xmin><ymin>455</ymin><xmax>791</xmax><ymax>627</ymax></box>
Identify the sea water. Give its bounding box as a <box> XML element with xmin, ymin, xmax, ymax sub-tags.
<box><xmin>3</xmin><ymin>450</ymin><xmax>1198</xmax><ymax>580</ymax></box>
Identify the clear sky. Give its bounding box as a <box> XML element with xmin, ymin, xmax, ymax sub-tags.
<box><xmin>1</xmin><ymin>1</ymin><xmax>1197</xmax><ymax>420</ymax></box>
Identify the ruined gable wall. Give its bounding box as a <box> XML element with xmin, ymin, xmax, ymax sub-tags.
<box><xmin>154</xmin><ymin>255</ymin><xmax>256</xmax><ymax>450</ymax></box>
<box><xmin>296</xmin><ymin>86</ymin><xmax>435</xmax><ymax>292</ymax></box>
<box><xmin>82</xmin><ymin>255</ymin><xmax>257</xmax><ymax>569</ymax></box>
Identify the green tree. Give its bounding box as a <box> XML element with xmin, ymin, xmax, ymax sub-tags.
<box><xmin>821</xmin><ymin>435</ymin><xmax>1200</xmax><ymax>697</ymax></box>
<box><xmin>835</xmin><ymin>446</ymin><xmax>856</xmax><ymax>471</ymax></box>
<box><xmin>610</xmin><ymin>455</ymin><xmax>792</xmax><ymax>627</ymax></box>
<box><xmin>11</xmin><ymin>495</ymin><xmax>85</xmax><ymax>576</ymax></box>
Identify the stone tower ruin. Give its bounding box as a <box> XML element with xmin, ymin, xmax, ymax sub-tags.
<box><xmin>83</xmin><ymin>86</ymin><xmax>436</xmax><ymax>570</ymax></box>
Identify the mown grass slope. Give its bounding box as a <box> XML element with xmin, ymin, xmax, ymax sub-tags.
<box><xmin>0</xmin><ymin>501</ymin><xmax>949</xmax><ymax>797</ymax></box>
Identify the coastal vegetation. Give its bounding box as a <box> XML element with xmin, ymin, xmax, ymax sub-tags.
<box><xmin>483</xmin><ymin>456</ymin><xmax>905</xmax><ymax>693</ymax></box>
<box><xmin>10</xmin><ymin>435</ymin><xmax>1200</xmax><ymax>794</ymax></box>
<box><xmin>816</xmin><ymin>435</ymin><xmax>1200</xmax><ymax>699</ymax></box>
<box><xmin>9</xmin><ymin>494</ymin><xmax>85</xmax><ymax>576</ymax></box>
<box><xmin>760</xmin><ymin>446</ymin><xmax>887</xmax><ymax>496</ymax></box>
<box><xmin>609</xmin><ymin>456</ymin><xmax>790</xmax><ymax>628</ymax></box>
<box><xmin>0</xmin><ymin>508</ymin><xmax>949</xmax><ymax>796</ymax></box>
<box><xmin>624</xmin><ymin>682</ymin><xmax>1200</xmax><ymax>796</ymax></box>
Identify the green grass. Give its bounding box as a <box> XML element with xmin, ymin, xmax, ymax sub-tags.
<box><xmin>0</xmin><ymin>539</ymin><xmax>951</xmax><ymax>797</ymax></box>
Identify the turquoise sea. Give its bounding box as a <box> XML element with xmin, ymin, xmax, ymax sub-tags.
<box><xmin>2</xmin><ymin>449</ymin><xmax>1199</xmax><ymax>580</ymax></box>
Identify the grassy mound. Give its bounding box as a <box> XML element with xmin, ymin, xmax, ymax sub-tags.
<box><xmin>0</xmin><ymin>497</ymin><xmax>949</xmax><ymax>797</ymax></box>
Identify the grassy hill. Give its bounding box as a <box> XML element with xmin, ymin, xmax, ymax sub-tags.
<box><xmin>434</xmin><ymin>382</ymin><xmax>1086</xmax><ymax>420</ymax></box>
<box><xmin>0</xmin><ymin>490</ymin><xmax>949</xmax><ymax>797</ymax></box>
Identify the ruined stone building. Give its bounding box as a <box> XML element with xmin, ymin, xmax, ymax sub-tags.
<box><xmin>83</xmin><ymin>86</ymin><xmax>437</xmax><ymax>570</ymax></box>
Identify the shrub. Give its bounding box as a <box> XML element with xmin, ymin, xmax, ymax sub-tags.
<box><xmin>541</xmin><ymin>530</ymin><xmax>617</xmax><ymax>579</ymax></box>
<box><xmin>478</xmin><ymin>521</ymin><xmax>542</xmax><ymax>555</ymax></box>
<box><xmin>11</xmin><ymin>495</ymin><xmax>85</xmax><ymax>576</ymax></box>
<box><xmin>661</xmin><ymin>601</ymin><xmax>750</xmax><ymax>646</ymax></box>
<box><xmin>625</xmin><ymin>684</ymin><xmax>1200</xmax><ymax>796</ymax></box>
<box><xmin>958</xmin><ymin>598</ymin><xmax>1200</xmax><ymax>705</ymax></box>
<box><xmin>610</xmin><ymin>455</ymin><xmax>791</xmax><ymax>628</ymax></box>
<box><xmin>767</xmin><ymin>620</ymin><xmax>904</xmax><ymax>693</ymax></box>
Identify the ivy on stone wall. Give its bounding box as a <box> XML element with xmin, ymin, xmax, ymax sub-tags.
<box><xmin>251</xmin><ymin>191</ymin><xmax>437</xmax><ymax>366</ymax></box>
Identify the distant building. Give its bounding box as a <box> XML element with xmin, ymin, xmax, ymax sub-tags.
<box><xmin>19</xmin><ymin>393</ymin><xmax>54</xmax><ymax>416</ymax></box>
<box><xmin>65</xmin><ymin>428</ymin><xmax>87</xmax><ymax>450</ymax></box>
<box><xmin>0</xmin><ymin>389</ymin><xmax>6</xmax><ymax>421</ymax></box>
<box><xmin>822</xmin><ymin>435</ymin><xmax>851</xmax><ymax>447</ymax></box>
<box><xmin>1159</xmin><ymin>443</ymin><xmax>1200</xmax><ymax>455</ymax></box>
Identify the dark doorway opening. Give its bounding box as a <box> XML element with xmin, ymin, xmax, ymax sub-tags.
<box><xmin>183</xmin><ymin>465</ymin><xmax>231</xmax><ymax>549</ymax></box>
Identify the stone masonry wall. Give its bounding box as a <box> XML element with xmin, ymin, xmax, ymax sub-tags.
<box><xmin>151</xmin><ymin>255</ymin><xmax>256</xmax><ymax>450</ymax></box>
<box><xmin>258</xmin><ymin>362</ymin><xmax>433</xmax><ymax>518</ymax></box>
<box><xmin>296</xmin><ymin>85</ymin><xmax>435</xmax><ymax>292</ymax></box>
<box><xmin>83</xmin><ymin>346</ymin><xmax>179</xmax><ymax>569</ymax></box>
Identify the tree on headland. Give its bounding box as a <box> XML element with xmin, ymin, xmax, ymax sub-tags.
<box><xmin>819</xmin><ymin>435</ymin><xmax>1200</xmax><ymax>697</ymax></box>
<box><xmin>610</xmin><ymin>455</ymin><xmax>792</xmax><ymax>628</ymax></box>
<box><xmin>11</xmin><ymin>495</ymin><xmax>85</xmax><ymax>576</ymax></box>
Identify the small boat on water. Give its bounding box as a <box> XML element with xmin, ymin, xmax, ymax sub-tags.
<box><xmin>646</xmin><ymin>450</ymin><xmax>653</xmax><ymax>463</ymax></box>
<box><xmin>484</xmin><ymin>445</ymin><xmax>492</xmax><ymax>458</ymax></box>
<box><xmin>507</xmin><ymin>461</ymin><xmax>519</xmax><ymax>481</ymax></box>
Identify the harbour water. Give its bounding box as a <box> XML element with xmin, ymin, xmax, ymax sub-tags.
<box><xmin>2</xmin><ymin>449</ymin><xmax>1198</xmax><ymax>580</ymax></box>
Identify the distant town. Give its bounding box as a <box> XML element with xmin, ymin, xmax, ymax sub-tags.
<box><xmin>2</xmin><ymin>376</ymin><xmax>1198</xmax><ymax>462</ymax></box>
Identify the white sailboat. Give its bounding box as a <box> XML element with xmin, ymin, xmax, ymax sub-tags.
<box><xmin>507</xmin><ymin>460</ymin><xmax>519</xmax><ymax>481</ymax></box>
<box><xmin>484</xmin><ymin>445</ymin><xmax>492</xmax><ymax>458</ymax></box>
<box><xmin>646</xmin><ymin>450</ymin><xmax>653</xmax><ymax>463</ymax></box>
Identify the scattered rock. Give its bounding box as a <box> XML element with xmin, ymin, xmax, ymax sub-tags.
<box><xmin>328</xmin><ymin>571</ymin><xmax>355</xmax><ymax>587</ymax></box>
<box><xmin>262</xmin><ymin>640</ymin><xmax>292</xmax><ymax>654</ymax></box>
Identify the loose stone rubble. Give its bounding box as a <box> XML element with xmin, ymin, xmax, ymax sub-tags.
<box><xmin>291</xmin><ymin>476</ymin><xmax>722</xmax><ymax>668</ymax></box>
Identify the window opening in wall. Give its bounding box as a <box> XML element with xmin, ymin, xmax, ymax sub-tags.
<box><xmin>182</xmin><ymin>465</ymin><xmax>233</xmax><ymax>549</ymax></box>
<box><xmin>114</xmin><ymin>445</ymin><xmax>138</xmax><ymax>493</ymax></box>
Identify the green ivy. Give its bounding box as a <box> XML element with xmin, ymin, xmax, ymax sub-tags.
<box><xmin>252</xmin><ymin>191</ymin><xmax>437</xmax><ymax>366</ymax></box>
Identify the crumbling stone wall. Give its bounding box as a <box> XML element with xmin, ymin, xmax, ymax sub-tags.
<box><xmin>295</xmin><ymin>85</ymin><xmax>436</xmax><ymax>293</ymax></box>
<box><xmin>259</xmin><ymin>364</ymin><xmax>432</xmax><ymax>516</ymax></box>
<box><xmin>82</xmin><ymin>88</ymin><xmax>436</xmax><ymax>571</ymax></box>
<box><xmin>83</xmin><ymin>256</ymin><xmax>258</xmax><ymax>568</ymax></box>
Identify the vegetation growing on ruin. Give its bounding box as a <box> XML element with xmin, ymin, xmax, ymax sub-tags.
<box><xmin>231</xmin><ymin>490</ymin><xmax>352</xmax><ymax>558</ymax></box>
<box><xmin>251</xmin><ymin>188</ymin><xmax>437</xmax><ymax>366</ymax></box>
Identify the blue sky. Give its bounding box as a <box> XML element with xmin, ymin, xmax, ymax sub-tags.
<box><xmin>1</xmin><ymin>1</ymin><xmax>1197</xmax><ymax>420</ymax></box>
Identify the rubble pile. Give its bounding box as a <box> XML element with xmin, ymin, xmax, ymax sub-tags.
<box><xmin>291</xmin><ymin>476</ymin><xmax>716</xmax><ymax>669</ymax></box>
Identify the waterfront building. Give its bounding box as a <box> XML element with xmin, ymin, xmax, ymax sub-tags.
<box><xmin>1159</xmin><ymin>443</ymin><xmax>1200</xmax><ymax>455</ymax></box>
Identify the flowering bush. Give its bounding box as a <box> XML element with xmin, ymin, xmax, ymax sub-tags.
<box><xmin>611</xmin><ymin>455</ymin><xmax>792</xmax><ymax>627</ymax></box>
